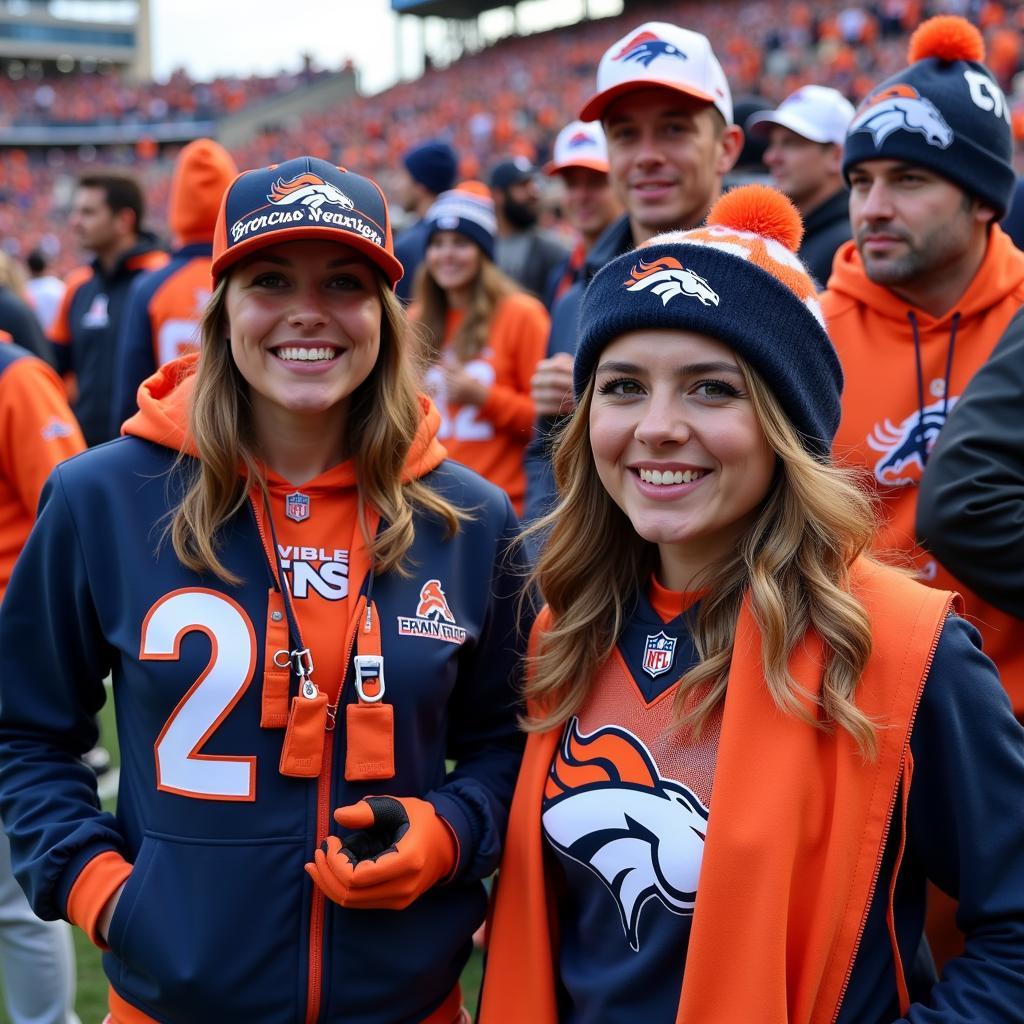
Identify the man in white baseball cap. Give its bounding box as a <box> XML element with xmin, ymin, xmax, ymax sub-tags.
<box><xmin>748</xmin><ymin>85</ymin><xmax>855</xmax><ymax>285</ymax></box>
<box><xmin>524</xmin><ymin>20</ymin><xmax>743</xmax><ymax>528</ymax></box>
<box><xmin>542</xmin><ymin>120</ymin><xmax>622</xmax><ymax>307</ymax></box>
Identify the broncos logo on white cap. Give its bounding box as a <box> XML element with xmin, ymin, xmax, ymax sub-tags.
<box><xmin>849</xmin><ymin>84</ymin><xmax>953</xmax><ymax>149</ymax></box>
<box><xmin>542</xmin><ymin>719</ymin><xmax>709</xmax><ymax>951</ymax></box>
<box><xmin>624</xmin><ymin>256</ymin><xmax>719</xmax><ymax>308</ymax></box>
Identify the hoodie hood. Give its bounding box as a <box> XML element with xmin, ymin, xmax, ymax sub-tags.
<box><xmin>123</xmin><ymin>353</ymin><xmax>448</xmax><ymax>481</ymax></box>
<box><xmin>824</xmin><ymin>223</ymin><xmax>1024</xmax><ymax>330</ymax></box>
<box><xmin>169</xmin><ymin>139</ymin><xmax>238</xmax><ymax>248</ymax></box>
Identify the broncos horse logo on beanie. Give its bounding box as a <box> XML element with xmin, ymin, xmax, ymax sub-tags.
<box><xmin>268</xmin><ymin>172</ymin><xmax>356</xmax><ymax>211</ymax></box>
<box><xmin>624</xmin><ymin>256</ymin><xmax>719</xmax><ymax>307</ymax></box>
<box><xmin>612</xmin><ymin>30</ymin><xmax>688</xmax><ymax>69</ymax></box>
<box><xmin>849</xmin><ymin>84</ymin><xmax>954</xmax><ymax>149</ymax></box>
<box><xmin>542</xmin><ymin>718</ymin><xmax>709</xmax><ymax>951</ymax></box>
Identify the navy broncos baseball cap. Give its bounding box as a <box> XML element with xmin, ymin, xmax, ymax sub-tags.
<box><xmin>211</xmin><ymin>156</ymin><xmax>404</xmax><ymax>287</ymax></box>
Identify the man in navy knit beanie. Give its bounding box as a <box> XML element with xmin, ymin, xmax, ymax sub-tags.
<box><xmin>394</xmin><ymin>139</ymin><xmax>458</xmax><ymax>302</ymax></box>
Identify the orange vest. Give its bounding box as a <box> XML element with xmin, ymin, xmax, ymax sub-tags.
<box><xmin>480</xmin><ymin>559</ymin><xmax>954</xmax><ymax>1024</ymax></box>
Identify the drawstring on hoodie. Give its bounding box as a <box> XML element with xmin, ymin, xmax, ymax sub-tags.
<box><xmin>908</xmin><ymin>310</ymin><xmax>960</xmax><ymax>467</ymax></box>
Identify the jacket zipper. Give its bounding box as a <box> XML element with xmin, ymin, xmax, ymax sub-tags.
<box><xmin>830</xmin><ymin>599</ymin><xmax>953</xmax><ymax>1023</ymax></box>
<box><xmin>304</xmin><ymin>610</ymin><xmax>362</xmax><ymax>1024</ymax></box>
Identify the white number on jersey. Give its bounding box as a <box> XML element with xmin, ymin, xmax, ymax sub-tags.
<box><xmin>425</xmin><ymin>359</ymin><xmax>496</xmax><ymax>441</ymax></box>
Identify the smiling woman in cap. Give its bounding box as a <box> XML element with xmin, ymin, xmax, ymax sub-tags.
<box><xmin>0</xmin><ymin>155</ymin><xmax>531</xmax><ymax>1023</ymax></box>
<box><xmin>480</xmin><ymin>184</ymin><xmax>1024</xmax><ymax>1023</ymax></box>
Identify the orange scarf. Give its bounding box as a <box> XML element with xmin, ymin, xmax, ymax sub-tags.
<box><xmin>480</xmin><ymin>559</ymin><xmax>954</xmax><ymax>1023</ymax></box>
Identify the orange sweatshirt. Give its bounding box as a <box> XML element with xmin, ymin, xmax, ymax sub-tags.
<box><xmin>0</xmin><ymin>345</ymin><xmax>85</xmax><ymax>600</ymax></box>
<box><xmin>421</xmin><ymin>291</ymin><xmax>549</xmax><ymax>513</ymax></box>
<box><xmin>822</xmin><ymin>225</ymin><xmax>1024</xmax><ymax>712</ymax></box>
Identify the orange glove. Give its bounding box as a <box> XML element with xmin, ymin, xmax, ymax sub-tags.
<box><xmin>305</xmin><ymin>796</ymin><xmax>458</xmax><ymax>910</ymax></box>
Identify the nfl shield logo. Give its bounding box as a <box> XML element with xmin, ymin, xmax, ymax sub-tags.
<box><xmin>285</xmin><ymin>491</ymin><xmax>310</xmax><ymax>523</ymax></box>
<box><xmin>643</xmin><ymin>631</ymin><xmax>676</xmax><ymax>678</ymax></box>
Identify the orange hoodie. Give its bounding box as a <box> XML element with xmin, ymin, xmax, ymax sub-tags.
<box><xmin>822</xmin><ymin>225</ymin><xmax>1024</xmax><ymax>712</ymax></box>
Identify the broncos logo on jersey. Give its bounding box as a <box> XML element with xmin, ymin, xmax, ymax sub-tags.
<box><xmin>267</xmin><ymin>173</ymin><xmax>355</xmax><ymax>211</ymax></box>
<box><xmin>849</xmin><ymin>84</ymin><xmax>954</xmax><ymax>149</ymax></box>
<box><xmin>415</xmin><ymin>579</ymin><xmax>455</xmax><ymax>623</ymax></box>
<box><xmin>611</xmin><ymin>30</ymin><xmax>688</xmax><ymax>69</ymax></box>
<box><xmin>542</xmin><ymin>719</ymin><xmax>708</xmax><ymax>951</ymax></box>
<box><xmin>867</xmin><ymin>397</ymin><xmax>957</xmax><ymax>485</ymax></box>
<box><xmin>624</xmin><ymin>256</ymin><xmax>719</xmax><ymax>308</ymax></box>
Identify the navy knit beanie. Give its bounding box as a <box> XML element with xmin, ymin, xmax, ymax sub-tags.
<box><xmin>403</xmin><ymin>140</ymin><xmax>458</xmax><ymax>197</ymax></box>
<box><xmin>843</xmin><ymin>17</ymin><xmax>1013</xmax><ymax>216</ymax></box>
<box><xmin>575</xmin><ymin>185</ymin><xmax>843</xmax><ymax>458</ymax></box>
<box><xmin>425</xmin><ymin>183</ymin><xmax>497</xmax><ymax>260</ymax></box>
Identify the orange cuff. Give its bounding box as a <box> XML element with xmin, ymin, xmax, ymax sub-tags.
<box><xmin>66</xmin><ymin>849</ymin><xmax>133</xmax><ymax>949</ymax></box>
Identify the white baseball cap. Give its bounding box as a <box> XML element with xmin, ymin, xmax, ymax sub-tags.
<box><xmin>544</xmin><ymin>121</ymin><xmax>609</xmax><ymax>175</ymax></box>
<box><xmin>580</xmin><ymin>22</ymin><xmax>733</xmax><ymax>125</ymax></box>
<box><xmin>746</xmin><ymin>85</ymin><xmax>855</xmax><ymax>145</ymax></box>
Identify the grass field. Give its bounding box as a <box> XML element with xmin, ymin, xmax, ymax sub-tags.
<box><xmin>0</xmin><ymin>694</ymin><xmax>485</xmax><ymax>1023</ymax></box>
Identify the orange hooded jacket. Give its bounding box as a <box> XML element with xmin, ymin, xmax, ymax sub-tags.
<box><xmin>822</xmin><ymin>226</ymin><xmax>1024</xmax><ymax>713</ymax></box>
<box><xmin>480</xmin><ymin>559</ymin><xmax>954</xmax><ymax>1024</ymax></box>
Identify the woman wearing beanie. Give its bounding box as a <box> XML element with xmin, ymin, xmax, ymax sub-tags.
<box><xmin>479</xmin><ymin>186</ymin><xmax>1024</xmax><ymax>1023</ymax></box>
<box><xmin>0</xmin><ymin>156</ymin><xmax>530</xmax><ymax>1023</ymax></box>
<box><xmin>412</xmin><ymin>181</ymin><xmax>549</xmax><ymax>514</ymax></box>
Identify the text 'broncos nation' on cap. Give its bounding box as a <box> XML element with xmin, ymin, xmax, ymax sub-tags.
<box><xmin>580</xmin><ymin>21</ymin><xmax>732</xmax><ymax>125</ymax></box>
<box><xmin>211</xmin><ymin>156</ymin><xmax>404</xmax><ymax>287</ymax></box>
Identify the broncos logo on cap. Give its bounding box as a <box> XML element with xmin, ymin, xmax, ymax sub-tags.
<box><xmin>542</xmin><ymin>719</ymin><xmax>708</xmax><ymax>951</ymax></box>
<box><xmin>612</xmin><ymin>30</ymin><xmax>688</xmax><ymax>68</ymax></box>
<box><xmin>267</xmin><ymin>172</ymin><xmax>355</xmax><ymax>211</ymax></box>
<box><xmin>624</xmin><ymin>256</ymin><xmax>719</xmax><ymax>308</ymax></box>
<box><xmin>568</xmin><ymin>131</ymin><xmax>594</xmax><ymax>148</ymax></box>
<box><xmin>415</xmin><ymin>579</ymin><xmax>456</xmax><ymax>623</ymax></box>
<box><xmin>867</xmin><ymin>397</ymin><xmax>957</xmax><ymax>486</ymax></box>
<box><xmin>849</xmin><ymin>84</ymin><xmax>954</xmax><ymax>149</ymax></box>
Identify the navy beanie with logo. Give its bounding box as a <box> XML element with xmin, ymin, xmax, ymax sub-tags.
<box><xmin>425</xmin><ymin>184</ymin><xmax>497</xmax><ymax>260</ymax></box>
<box><xmin>403</xmin><ymin>140</ymin><xmax>458</xmax><ymax>197</ymax></box>
<box><xmin>575</xmin><ymin>185</ymin><xmax>843</xmax><ymax>458</ymax></box>
<box><xmin>843</xmin><ymin>16</ymin><xmax>1014</xmax><ymax>216</ymax></box>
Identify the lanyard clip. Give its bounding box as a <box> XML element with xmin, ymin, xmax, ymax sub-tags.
<box><xmin>273</xmin><ymin>647</ymin><xmax>317</xmax><ymax>698</ymax></box>
<box><xmin>353</xmin><ymin>654</ymin><xmax>386</xmax><ymax>703</ymax></box>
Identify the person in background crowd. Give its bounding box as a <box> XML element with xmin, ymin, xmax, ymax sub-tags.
<box><xmin>748</xmin><ymin>84</ymin><xmax>855</xmax><ymax>286</ymax></box>
<box><xmin>481</xmin><ymin>182</ymin><xmax>1024</xmax><ymax>1024</ymax></box>
<box><xmin>524</xmin><ymin>20</ymin><xmax>743</xmax><ymax>529</ymax></box>
<box><xmin>0</xmin><ymin>251</ymin><xmax>53</xmax><ymax>365</ymax></box>
<box><xmin>110</xmin><ymin>138</ymin><xmax>237</xmax><ymax>435</ymax></box>
<box><xmin>24</xmin><ymin>248</ymin><xmax>65</xmax><ymax>338</ymax></box>
<box><xmin>412</xmin><ymin>182</ymin><xmax>549</xmax><ymax>515</ymax></box>
<box><xmin>393</xmin><ymin>138</ymin><xmax>459</xmax><ymax>304</ymax></box>
<box><xmin>723</xmin><ymin>95</ymin><xmax>773</xmax><ymax>189</ymax></box>
<box><xmin>0</xmin><ymin>339</ymin><xmax>85</xmax><ymax>1024</ymax></box>
<box><xmin>489</xmin><ymin>157</ymin><xmax>569</xmax><ymax>301</ymax></box>
<box><xmin>917</xmin><ymin>305</ymin><xmax>1024</xmax><ymax>618</ymax></box>
<box><xmin>542</xmin><ymin>120</ymin><xmax>623</xmax><ymax>310</ymax></box>
<box><xmin>0</xmin><ymin>156</ymin><xmax>528</xmax><ymax>1024</ymax></box>
<box><xmin>823</xmin><ymin>15</ymin><xmax>1024</xmax><ymax>969</ymax></box>
<box><xmin>51</xmin><ymin>172</ymin><xmax>168</xmax><ymax>447</ymax></box>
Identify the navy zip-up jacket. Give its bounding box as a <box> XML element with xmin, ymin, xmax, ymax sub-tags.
<box><xmin>0</xmin><ymin>359</ymin><xmax>529</xmax><ymax>1023</ymax></box>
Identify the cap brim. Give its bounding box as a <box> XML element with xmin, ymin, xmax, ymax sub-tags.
<box><xmin>580</xmin><ymin>79</ymin><xmax>718</xmax><ymax>122</ymax></box>
<box><xmin>212</xmin><ymin>225</ymin><xmax>404</xmax><ymax>288</ymax></box>
<box><xmin>543</xmin><ymin>157</ymin><xmax>610</xmax><ymax>176</ymax></box>
<box><xmin>746</xmin><ymin>109</ymin><xmax>836</xmax><ymax>144</ymax></box>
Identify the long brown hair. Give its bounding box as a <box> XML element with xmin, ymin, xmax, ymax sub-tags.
<box><xmin>412</xmin><ymin>252</ymin><xmax>518</xmax><ymax>363</ymax></box>
<box><xmin>169</xmin><ymin>271</ymin><xmax>465</xmax><ymax>585</ymax></box>
<box><xmin>525</xmin><ymin>356</ymin><xmax>881</xmax><ymax>757</ymax></box>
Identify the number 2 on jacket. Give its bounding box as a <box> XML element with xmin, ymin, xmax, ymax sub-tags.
<box><xmin>141</xmin><ymin>588</ymin><xmax>258</xmax><ymax>801</ymax></box>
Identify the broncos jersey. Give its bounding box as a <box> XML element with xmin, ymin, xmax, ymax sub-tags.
<box><xmin>824</xmin><ymin>225</ymin><xmax>1024</xmax><ymax>714</ymax></box>
<box><xmin>542</xmin><ymin>580</ymin><xmax>718</xmax><ymax>1023</ymax></box>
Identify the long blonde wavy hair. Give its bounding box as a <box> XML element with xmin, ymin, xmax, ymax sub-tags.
<box><xmin>170</xmin><ymin>271</ymin><xmax>464</xmax><ymax>585</ymax></box>
<box><xmin>526</xmin><ymin>355</ymin><xmax>881</xmax><ymax>757</ymax></box>
<box><xmin>412</xmin><ymin>253</ymin><xmax>518</xmax><ymax>363</ymax></box>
